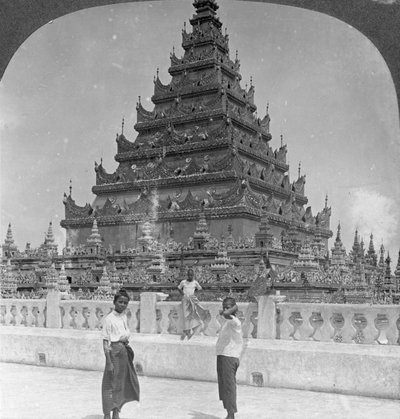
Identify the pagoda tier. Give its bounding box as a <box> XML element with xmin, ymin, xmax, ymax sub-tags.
<box><xmin>61</xmin><ymin>0</ymin><xmax>332</xmax><ymax>250</ymax></box>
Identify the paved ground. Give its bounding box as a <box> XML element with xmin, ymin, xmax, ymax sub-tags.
<box><xmin>0</xmin><ymin>363</ymin><xmax>399</xmax><ymax>419</ymax></box>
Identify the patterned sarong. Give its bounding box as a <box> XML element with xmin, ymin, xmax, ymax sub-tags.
<box><xmin>102</xmin><ymin>342</ymin><xmax>140</xmax><ymax>414</ymax></box>
<box><xmin>181</xmin><ymin>295</ymin><xmax>208</xmax><ymax>331</ymax></box>
<box><xmin>217</xmin><ymin>355</ymin><xmax>239</xmax><ymax>413</ymax></box>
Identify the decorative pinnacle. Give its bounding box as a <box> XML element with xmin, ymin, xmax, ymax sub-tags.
<box><xmin>69</xmin><ymin>179</ymin><xmax>72</xmax><ymax>196</ymax></box>
<box><xmin>157</xmin><ymin>67</ymin><xmax>159</xmax><ymax>78</ymax></box>
<box><xmin>266</xmin><ymin>102</ymin><xmax>269</xmax><ymax>114</ymax></box>
<box><xmin>298</xmin><ymin>162</ymin><xmax>301</xmax><ymax>178</ymax></box>
<box><xmin>121</xmin><ymin>117</ymin><xmax>124</xmax><ymax>135</ymax></box>
<box><xmin>280</xmin><ymin>134</ymin><xmax>283</xmax><ymax>148</ymax></box>
<box><xmin>325</xmin><ymin>194</ymin><xmax>328</xmax><ymax>208</ymax></box>
<box><xmin>250</xmin><ymin>76</ymin><xmax>253</xmax><ymax>87</ymax></box>
<box><xmin>184</xmin><ymin>21</ymin><xmax>186</xmax><ymax>30</ymax></box>
<box><xmin>138</xmin><ymin>95</ymin><xmax>141</xmax><ymax>104</ymax></box>
<box><xmin>235</xmin><ymin>50</ymin><xmax>238</xmax><ymax>60</ymax></box>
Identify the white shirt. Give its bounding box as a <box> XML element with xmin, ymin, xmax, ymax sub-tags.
<box><xmin>178</xmin><ymin>279</ymin><xmax>202</xmax><ymax>296</ymax></box>
<box><xmin>101</xmin><ymin>310</ymin><xmax>130</xmax><ymax>343</ymax></box>
<box><xmin>216</xmin><ymin>316</ymin><xmax>243</xmax><ymax>358</ymax></box>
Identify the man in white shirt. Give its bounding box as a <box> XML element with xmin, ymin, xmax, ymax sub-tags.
<box><xmin>216</xmin><ymin>297</ymin><xmax>243</xmax><ymax>419</ymax></box>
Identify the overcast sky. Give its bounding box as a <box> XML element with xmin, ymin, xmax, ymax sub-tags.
<box><xmin>1</xmin><ymin>0</ymin><xmax>399</xmax><ymax>268</ymax></box>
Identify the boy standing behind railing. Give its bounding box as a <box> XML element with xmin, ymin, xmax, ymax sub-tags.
<box><xmin>177</xmin><ymin>267</ymin><xmax>208</xmax><ymax>340</ymax></box>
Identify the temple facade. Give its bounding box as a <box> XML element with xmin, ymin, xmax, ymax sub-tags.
<box><xmin>60</xmin><ymin>0</ymin><xmax>331</xmax><ymax>252</ymax></box>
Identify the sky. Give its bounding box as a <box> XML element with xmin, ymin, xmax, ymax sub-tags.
<box><xmin>0</xmin><ymin>0</ymin><xmax>399</xmax><ymax>268</ymax></box>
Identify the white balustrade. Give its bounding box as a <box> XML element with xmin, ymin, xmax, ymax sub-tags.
<box><xmin>59</xmin><ymin>300</ymin><xmax>139</xmax><ymax>333</ymax></box>
<box><xmin>0</xmin><ymin>299</ymin><xmax>46</xmax><ymax>327</ymax></box>
<box><xmin>155</xmin><ymin>300</ymin><xmax>257</xmax><ymax>338</ymax></box>
<box><xmin>277</xmin><ymin>302</ymin><xmax>400</xmax><ymax>345</ymax></box>
<box><xmin>1</xmin><ymin>295</ymin><xmax>399</xmax><ymax>347</ymax></box>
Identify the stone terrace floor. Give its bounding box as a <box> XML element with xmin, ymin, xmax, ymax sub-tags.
<box><xmin>0</xmin><ymin>363</ymin><xmax>399</xmax><ymax>419</ymax></box>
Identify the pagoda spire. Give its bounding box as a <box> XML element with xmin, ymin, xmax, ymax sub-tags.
<box><xmin>331</xmin><ymin>222</ymin><xmax>346</xmax><ymax>266</ymax></box>
<box><xmin>394</xmin><ymin>250</ymin><xmax>400</xmax><ymax>291</ymax></box>
<box><xmin>4</xmin><ymin>223</ymin><xmax>15</xmax><ymax>246</ymax></box>
<box><xmin>87</xmin><ymin>219</ymin><xmax>102</xmax><ymax>246</ymax></box>
<box><xmin>191</xmin><ymin>0</ymin><xmax>221</xmax><ymax>29</ymax></box>
<box><xmin>378</xmin><ymin>243</ymin><xmax>385</xmax><ymax>269</ymax></box>
<box><xmin>366</xmin><ymin>233</ymin><xmax>377</xmax><ymax>266</ymax></box>
<box><xmin>2</xmin><ymin>223</ymin><xmax>18</xmax><ymax>258</ymax></box>
<box><xmin>44</xmin><ymin>221</ymin><xmax>55</xmax><ymax>246</ymax></box>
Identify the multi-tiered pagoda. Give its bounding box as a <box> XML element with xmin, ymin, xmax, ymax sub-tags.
<box><xmin>61</xmin><ymin>0</ymin><xmax>331</xmax><ymax>251</ymax></box>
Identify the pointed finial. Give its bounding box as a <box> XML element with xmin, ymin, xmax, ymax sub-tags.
<box><xmin>138</xmin><ymin>95</ymin><xmax>141</xmax><ymax>104</ymax></box>
<box><xmin>225</xmin><ymin>27</ymin><xmax>227</xmax><ymax>36</ymax></box>
<box><xmin>101</xmin><ymin>157</ymin><xmax>103</xmax><ymax>165</ymax></box>
<box><xmin>157</xmin><ymin>67</ymin><xmax>159</xmax><ymax>78</ymax></box>
<box><xmin>250</xmin><ymin>76</ymin><xmax>253</xmax><ymax>87</ymax></box>
<box><xmin>121</xmin><ymin>117</ymin><xmax>124</xmax><ymax>135</ymax></box>
<box><xmin>69</xmin><ymin>179</ymin><xmax>72</xmax><ymax>196</ymax></box>
<box><xmin>325</xmin><ymin>194</ymin><xmax>328</xmax><ymax>208</ymax></box>
<box><xmin>184</xmin><ymin>21</ymin><xmax>186</xmax><ymax>30</ymax></box>
<box><xmin>235</xmin><ymin>50</ymin><xmax>238</xmax><ymax>60</ymax></box>
<box><xmin>298</xmin><ymin>162</ymin><xmax>301</xmax><ymax>178</ymax></box>
<box><xmin>173</xmin><ymin>46</ymin><xmax>175</xmax><ymax>54</ymax></box>
<box><xmin>280</xmin><ymin>134</ymin><xmax>283</xmax><ymax>148</ymax></box>
<box><xmin>266</xmin><ymin>102</ymin><xmax>269</xmax><ymax>114</ymax></box>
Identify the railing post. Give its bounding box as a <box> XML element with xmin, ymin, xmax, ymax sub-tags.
<box><xmin>46</xmin><ymin>289</ymin><xmax>61</xmax><ymax>328</ymax></box>
<box><xmin>256</xmin><ymin>293</ymin><xmax>286</xmax><ymax>339</ymax></box>
<box><xmin>139</xmin><ymin>292</ymin><xmax>159</xmax><ymax>334</ymax></box>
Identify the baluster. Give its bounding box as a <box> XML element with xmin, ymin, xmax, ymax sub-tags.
<box><xmin>9</xmin><ymin>305</ymin><xmax>18</xmax><ymax>326</ymax></box>
<box><xmin>309</xmin><ymin>311</ymin><xmax>324</xmax><ymax>341</ymax></box>
<box><xmin>167</xmin><ymin>307</ymin><xmax>181</xmax><ymax>335</ymax></box>
<box><xmin>81</xmin><ymin>306</ymin><xmax>92</xmax><ymax>330</ymax></box>
<box><xmin>69</xmin><ymin>305</ymin><xmax>79</xmax><ymax>329</ymax></box>
<box><xmin>250</xmin><ymin>310</ymin><xmax>258</xmax><ymax>339</ymax></box>
<box><xmin>375</xmin><ymin>313</ymin><xmax>389</xmax><ymax>345</ymax></box>
<box><xmin>94</xmin><ymin>306</ymin><xmax>105</xmax><ymax>330</ymax></box>
<box><xmin>352</xmin><ymin>313</ymin><xmax>368</xmax><ymax>344</ymax></box>
<box><xmin>0</xmin><ymin>305</ymin><xmax>7</xmax><ymax>325</ymax></box>
<box><xmin>319</xmin><ymin>307</ymin><xmax>334</xmax><ymax>342</ymax></box>
<box><xmin>238</xmin><ymin>303</ymin><xmax>252</xmax><ymax>338</ymax></box>
<box><xmin>31</xmin><ymin>306</ymin><xmax>40</xmax><ymax>327</ymax></box>
<box><xmin>19</xmin><ymin>305</ymin><xmax>29</xmax><ymax>326</ymax></box>
<box><xmin>59</xmin><ymin>306</ymin><xmax>65</xmax><ymax>328</ymax></box>
<box><xmin>330</xmin><ymin>311</ymin><xmax>345</xmax><ymax>343</ymax></box>
<box><xmin>75</xmin><ymin>305</ymin><xmax>86</xmax><ymax>329</ymax></box>
<box><xmin>397</xmin><ymin>317</ymin><xmax>400</xmax><ymax>346</ymax></box>
<box><xmin>288</xmin><ymin>311</ymin><xmax>303</xmax><ymax>340</ymax></box>
<box><xmin>385</xmin><ymin>310</ymin><xmax>399</xmax><ymax>345</ymax></box>
<box><xmin>25</xmin><ymin>304</ymin><xmax>35</xmax><ymax>327</ymax></box>
<box><xmin>127</xmin><ymin>303</ymin><xmax>139</xmax><ymax>333</ymax></box>
<box><xmin>362</xmin><ymin>311</ymin><xmax>377</xmax><ymax>344</ymax></box>
<box><xmin>204</xmin><ymin>304</ymin><xmax>221</xmax><ymax>337</ymax></box>
<box><xmin>4</xmin><ymin>305</ymin><xmax>13</xmax><ymax>325</ymax></box>
<box><xmin>278</xmin><ymin>306</ymin><xmax>293</xmax><ymax>340</ymax></box>
<box><xmin>135</xmin><ymin>308</ymin><xmax>140</xmax><ymax>333</ymax></box>
<box><xmin>157</xmin><ymin>304</ymin><xmax>170</xmax><ymax>334</ymax></box>
<box><xmin>340</xmin><ymin>311</ymin><xmax>356</xmax><ymax>343</ymax></box>
<box><xmin>298</xmin><ymin>306</ymin><xmax>315</xmax><ymax>341</ymax></box>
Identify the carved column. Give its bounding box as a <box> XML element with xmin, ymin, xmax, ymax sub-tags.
<box><xmin>139</xmin><ymin>292</ymin><xmax>159</xmax><ymax>334</ymax></box>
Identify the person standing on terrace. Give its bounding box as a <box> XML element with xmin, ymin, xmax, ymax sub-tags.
<box><xmin>178</xmin><ymin>267</ymin><xmax>207</xmax><ymax>340</ymax></box>
<box><xmin>216</xmin><ymin>297</ymin><xmax>243</xmax><ymax>419</ymax></box>
<box><xmin>101</xmin><ymin>289</ymin><xmax>140</xmax><ymax>419</ymax></box>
